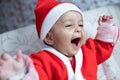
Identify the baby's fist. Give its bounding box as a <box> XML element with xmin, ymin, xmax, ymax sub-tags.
<box><xmin>98</xmin><ymin>15</ymin><xmax>114</xmax><ymax>26</ymax></box>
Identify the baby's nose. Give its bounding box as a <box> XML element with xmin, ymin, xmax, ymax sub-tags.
<box><xmin>75</xmin><ymin>26</ymin><xmax>82</xmax><ymax>32</ymax></box>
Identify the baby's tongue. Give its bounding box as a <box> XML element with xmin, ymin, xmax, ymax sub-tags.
<box><xmin>71</xmin><ymin>38</ymin><xmax>80</xmax><ymax>50</ymax></box>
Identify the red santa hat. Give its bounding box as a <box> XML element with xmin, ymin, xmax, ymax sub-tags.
<box><xmin>34</xmin><ymin>0</ymin><xmax>83</xmax><ymax>40</ymax></box>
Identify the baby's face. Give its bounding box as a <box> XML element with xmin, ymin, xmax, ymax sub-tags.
<box><xmin>45</xmin><ymin>11</ymin><xmax>84</xmax><ymax>59</ymax></box>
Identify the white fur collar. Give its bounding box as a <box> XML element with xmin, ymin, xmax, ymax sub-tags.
<box><xmin>42</xmin><ymin>46</ymin><xmax>85</xmax><ymax>80</ymax></box>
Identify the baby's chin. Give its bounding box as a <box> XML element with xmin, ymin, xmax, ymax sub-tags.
<box><xmin>65</xmin><ymin>52</ymin><xmax>78</xmax><ymax>60</ymax></box>
<box><xmin>66</xmin><ymin>50</ymin><xmax>79</xmax><ymax>57</ymax></box>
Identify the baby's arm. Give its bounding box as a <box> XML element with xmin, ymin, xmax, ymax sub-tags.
<box><xmin>94</xmin><ymin>15</ymin><xmax>120</xmax><ymax>64</ymax></box>
<box><xmin>95</xmin><ymin>15</ymin><xmax>120</xmax><ymax>44</ymax></box>
<box><xmin>0</xmin><ymin>50</ymin><xmax>26</xmax><ymax>80</ymax></box>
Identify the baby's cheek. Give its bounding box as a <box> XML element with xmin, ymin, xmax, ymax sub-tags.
<box><xmin>81</xmin><ymin>30</ymin><xmax>85</xmax><ymax>39</ymax></box>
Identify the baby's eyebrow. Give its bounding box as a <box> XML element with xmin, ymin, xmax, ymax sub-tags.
<box><xmin>62</xmin><ymin>19</ymin><xmax>73</xmax><ymax>23</ymax></box>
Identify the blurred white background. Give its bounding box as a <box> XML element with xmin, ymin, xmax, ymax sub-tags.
<box><xmin>0</xmin><ymin>0</ymin><xmax>120</xmax><ymax>34</ymax></box>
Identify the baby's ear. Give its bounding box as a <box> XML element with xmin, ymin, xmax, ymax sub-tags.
<box><xmin>44</xmin><ymin>32</ymin><xmax>54</xmax><ymax>46</ymax></box>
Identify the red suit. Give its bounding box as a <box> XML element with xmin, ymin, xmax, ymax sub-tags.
<box><xmin>29</xmin><ymin>38</ymin><xmax>113</xmax><ymax>80</ymax></box>
<box><xmin>21</xmin><ymin>26</ymin><xmax>120</xmax><ymax>80</ymax></box>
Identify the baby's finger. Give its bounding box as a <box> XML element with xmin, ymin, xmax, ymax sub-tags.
<box><xmin>98</xmin><ymin>16</ymin><xmax>102</xmax><ymax>25</ymax></box>
<box><xmin>1</xmin><ymin>53</ymin><xmax>11</xmax><ymax>61</ymax></box>
<box><xmin>109</xmin><ymin>16</ymin><xmax>113</xmax><ymax>19</ymax></box>
<box><xmin>0</xmin><ymin>59</ymin><xmax>4</xmax><ymax>66</ymax></box>
<box><xmin>103</xmin><ymin>15</ymin><xmax>107</xmax><ymax>19</ymax></box>
<box><xmin>16</xmin><ymin>50</ymin><xmax>23</xmax><ymax>63</ymax></box>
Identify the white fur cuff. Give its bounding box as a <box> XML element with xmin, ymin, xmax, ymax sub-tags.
<box><xmin>95</xmin><ymin>25</ymin><xmax>119</xmax><ymax>45</ymax></box>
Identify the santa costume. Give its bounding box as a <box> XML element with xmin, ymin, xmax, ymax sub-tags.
<box><xmin>17</xmin><ymin>0</ymin><xmax>120</xmax><ymax>80</ymax></box>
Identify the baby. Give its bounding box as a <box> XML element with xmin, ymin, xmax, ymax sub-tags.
<box><xmin>0</xmin><ymin>0</ymin><xmax>120</xmax><ymax>80</ymax></box>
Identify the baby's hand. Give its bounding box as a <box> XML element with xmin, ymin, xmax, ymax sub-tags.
<box><xmin>98</xmin><ymin>15</ymin><xmax>114</xmax><ymax>26</ymax></box>
<box><xmin>0</xmin><ymin>50</ymin><xmax>25</xmax><ymax>80</ymax></box>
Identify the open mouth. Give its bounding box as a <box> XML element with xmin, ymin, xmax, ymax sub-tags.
<box><xmin>71</xmin><ymin>37</ymin><xmax>80</xmax><ymax>47</ymax></box>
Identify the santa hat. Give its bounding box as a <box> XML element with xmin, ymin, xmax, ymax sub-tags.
<box><xmin>34</xmin><ymin>0</ymin><xmax>83</xmax><ymax>40</ymax></box>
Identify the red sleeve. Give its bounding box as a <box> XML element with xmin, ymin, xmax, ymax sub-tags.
<box><xmin>29</xmin><ymin>51</ymin><xmax>68</xmax><ymax>80</ymax></box>
<box><xmin>29</xmin><ymin>52</ymin><xmax>49</xmax><ymax>80</ymax></box>
<box><xmin>82</xmin><ymin>38</ymin><xmax>114</xmax><ymax>65</ymax></box>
